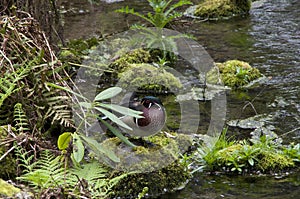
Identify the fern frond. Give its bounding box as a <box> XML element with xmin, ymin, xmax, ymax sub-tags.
<box><xmin>0</xmin><ymin>68</ymin><xmax>27</xmax><ymax>108</ymax></box>
<box><xmin>13</xmin><ymin>103</ymin><xmax>30</xmax><ymax>133</ymax></box>
<box><xmin>43</xmin><ymin>88</ymin><xmax>73</xmax><ymax>127</ymax></box>
<box><xmin>15</xmin><ymin>145</ymin><xmax>36</xmax><ymax>174</ymax></box>
<box><xmin>17</xmin><ymin>150</ymin><xmax>67</xmax><ymax>190</ymax></box>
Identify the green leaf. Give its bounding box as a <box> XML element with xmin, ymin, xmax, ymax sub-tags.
<box><xmin>98</xmin><ymin>103</ymin><xmax>144</xmax><ymax>118</ymax></box>
<box><xmin>248</xmin><ymin>158</ymin><xmax>254</xmax><ymax>166</ymax></box>
<box><xmin>78</xmin><ymin>101</ymin><xmax>93</xmax><ymax>109</ymax></box>
<box><xmin>94</xmin><ymin>106</ymin><xmax>132</xmax><ymax>130</ymax></box>
<box><xmin>57</xmin><ymin>132</ymin><xmax>72</xmax><ymax>150</ymax></box>
<box><xmin>72</xmin><ymin>132</ymin><xmax>85</xmax><ymax>163</ymax></box>
<box><xmin>80</xmin><ymin>134</ymin><xmax>120</xmax><ymax>162</ymax></box>
<box><xmin>94</xmin><ymin>87</ymin><xmax>122</xmax><ymax>101</ymax></box>
<box><xmin>100</xmin><ymin>119</ymin><xmax>136</xmax><ymax>148</ymax></box>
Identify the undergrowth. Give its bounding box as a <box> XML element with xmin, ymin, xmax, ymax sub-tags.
<box><xmin>193</xmin><ymin>129</ymin><xmax>300</xmax><ymax>174</ymax></box>
<box><xmin>16</xmin><ymin>147</ymin><xmax>127</xmax><ymax>198</ymax></box>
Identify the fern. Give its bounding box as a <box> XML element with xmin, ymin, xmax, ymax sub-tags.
<box><xmin>0</xmin><ymin>66</ymin><xmax>29</xmax><ymax>108</ymax></box>
<box><xmin>43</xmin><ymin>87</ymin><xmax>73</xmax><ymax>127</ymax></box>
<box><xmin>70</xmin><ymin>161</ymin><xmax>128</xmax><ymax>198</ymax></box>
<box><xmin>15</xmin><ymin>145</ymin><xmax>36</xmax><ymax>174</ymax></box>
<box><xmin>17</xmin><ymin>150</ymin><xmax>67</xmax><ymax>190</ymax></box>
<box><xmin>16</xmin><ymin>148</ymin><xmax>125</xmax><ymax>198</ymax></box>
<box><xmin>13</xmin><ymin>103</ymin><xmax>30</xmax><ymax>133</ymax></box>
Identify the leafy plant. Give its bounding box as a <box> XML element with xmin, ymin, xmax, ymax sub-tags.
<box><xmin>13</xmin><ymin>103</ymin><xmax>30</xmax><ymax>133</ymax></box>
<box><xmin>116</xmin><ymin>0</ymin><xmax>193</xmax><ymax>62</ymax></box>
<box><xmin>16</xmin><ymin>146</ymin><xmax>126</xmax><ymax>198</ymax></box>
<box><xmin>116</xmin><ymin>0</ymin><xmax>192</xmax><ymax>28</ymax></box>
<box><xmin>192</xmin><ymin>129</ymin><xmax>299</xmax><ymax>174</ymax></box>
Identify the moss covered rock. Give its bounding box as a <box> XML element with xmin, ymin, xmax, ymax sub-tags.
<box><xmin>109</xmin><ymin>48</ymin><xmax>151</xmax><ymax>72</ymax></box>
<box><xmin>102</xmin><ymin>133</ymin><xmax>192</xmax><ymax>197</ymax></box>
<box><xmin>0</xmin><ymin>179</ymin><xmax>21</xmax><ymax>197</ymax></box>
<box><xmin>194</xmin><ymin>0</ymin><xmax>251</xmax><ymax>19</ymax></box>
<box><xmin>117</xmin><ymin>63</ymin><xmax>182</xmax><ymax>92</ymax></box>
<box><xmin>207</xmin><ymin>60</ymin><xmax>262</xmax><ymax>88</ymax></box>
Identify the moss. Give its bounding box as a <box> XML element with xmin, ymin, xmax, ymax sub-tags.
<box><xmin>111</xmin><ymin>160</ymin><xmax>190</xmax><ymax>198</ymax></box>
<box><xmin>118</xmin><ymin>63</ymin><xmax>182</xmax><ymax>92</ymax></box>
<box><xmin>0</xmin><ymin>126</ymin><xmax>17</xmax><ymax>180</ymax></box>
<box><xmin>207</xmin><ymin>60</ymin><xmax>262</xmax><ymax>88</ymax></box>
<box><xmin>109</xmin><ymin>48</ymin><xmax>151</xmax><ymax>72</ymax></box>
<box><xmin>194</xmin><ymin>0</ymin><xmax>251</xmax><ymax>19</ymax></box>
<box><xmin>258</xmin><ymin>152</ymin><xmax>295</xmax><ymax>171</ymax></box>
<box><xmin>0</xmin><ymin>179</ymin><xmax>21</xmax><ymax>197</ymax></box>
<box><xmin>102</xmin><ymin>133</ymin><xmax>192</xmax><ymax>197</ymax></box>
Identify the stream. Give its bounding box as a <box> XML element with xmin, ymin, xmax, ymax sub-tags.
<box><xmin>58</xmin><ymin>0</ymin><xmax>299</xmax><ymax>198</ymax></box>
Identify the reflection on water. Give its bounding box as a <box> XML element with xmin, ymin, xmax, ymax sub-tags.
<box><xmin>161</xmin><ymin>172</ymin><xmax>300</xmax><ymax>199</ymax></box>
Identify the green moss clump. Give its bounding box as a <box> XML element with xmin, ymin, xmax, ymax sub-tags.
<box><xmin>109</xmin><ymin>48</ymin><xmax>151</xmax><ymax>72</ymax></box>
<box><xmin>197</xmin><ymin>132</ymin><xmax>298</xmax><ymax>174</ymax></box>
<box><xmin>118</xmin><ymin>63</ymin><xmax>182</xmax><ymax>92</ymax></box>
<box><xmin>0</xmin><ymin>179</ymin><xmax>21</xmax><ymax>197</ymax></box>
<box><xmin>258</xmin><ymin>152</ymin><xmax>294</xmax><ymax>171</ymax></box>
<box><xmin>195</xmin><ymin>0</ymin><xmax>251</xmax><ymax>19</ymax></box>
<box><xmin>207</xmin><ymin>60</ymin><xmax>262</xmax><ymax>88</ymax></box>
<box><xmin>101</xmin><ymin>133</ymin><xmax>192</xmax><ymax>197</ymax></box>
<box><xmin>111</xmin><ymin>160</ymin><xmax>190</xmax><ymax>198</ymax></box>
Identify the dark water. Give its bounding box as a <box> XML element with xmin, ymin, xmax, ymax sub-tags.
<box><xmin>59</xmin><ymin>0</ymin><xmax>300</xmax><ymax>198</ymax></box>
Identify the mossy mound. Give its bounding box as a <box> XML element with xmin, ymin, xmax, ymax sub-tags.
<box><xmin>111</xmin><ymin>160</ymin><xmax>190</xmax><ymax>198</ymax></box>
<box><xmin>100</xmin><ymin>133</ymin><xmax>192</xmax><ymax>172</ymax></box>
<box><xmin>207</xmin><ymin>60</ymin><xmax>262</xmax><ymax>88</ymax></box>
<box><xmin>0</xmin><ymin>179</ymin><xmax>21</xmax><ymax>197</ymax></box>
<box><xmin>194</xmin><ymin>0</ymin><xmax>251</xmax><ymax>19</ymax></box>
<box><xmin>102</xmin><ymin>133</ymin><xmax>192</xmax><ymax>197</ymax></box>
<box><xmin>117</xmin><ymin>63</ymin><xmax>182</xmax><ymax>92</ymax></box>
<box><xmin>109</xmin><ymin>48</ymin><xmax>152</xmax><ymax>72</ymax></box>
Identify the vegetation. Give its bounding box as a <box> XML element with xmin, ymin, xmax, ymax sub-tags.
<box><xmin>1</xmin><ymin>0</ymin><xmax>299</xmax><ymax>198</ymax></box>
<box><xmin>193</xmin><ymin>129</ymin><xmax>299</xmax><ymax>174</ymax></box>
<box><xmin>116</xmin><ymin>0</ymin><xmax>192</xmax><ymax>28</ymax></box>
<box><xmin>207</xmin><ymin>60</ymin><xmax>262</xmax><ymax>88</ymax></box>
<box><xmin>194</xmin><ymin>0</ymin><xmax>251</xmax><ymax>19</ymax></box>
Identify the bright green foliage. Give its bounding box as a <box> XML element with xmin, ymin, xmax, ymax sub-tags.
<box><xmin>193</xmin><ymin>130</ymin><xmax>299</xmax><ymax>174</ymax></box>
<box><xmin>116</xmin><ymin>0</ymin><xmax>193</xmax><ymax>62</ymax></box>
<box><xmin>57</xmin><ymin>132</ymin><xmax>72</xmax><ymax>150</ymax></box>
<box><xmin>16</xmin><ymin>147</ymin><xmax>126</xmax><ymax>198</ymax></box>
<box><xmin>13</xmin><ymin>103</ymin><xmax>30</xmax><ymax>133</ymax></box>
<box><xmin>208</xmin><ymin>60</ymin><xmax>262</xmax><ymax>88</ymax></box>
<box><xmin>17</xmin><ymin>149</ymin><xmax>65</xmax><ymax>189</ymax></box>
<box><xmin>116</xmin><ymin>0</ymin><xmax>193</xmax><ymax>28</ymax></box>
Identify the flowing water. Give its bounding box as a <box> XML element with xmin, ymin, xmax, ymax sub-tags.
<box><xmin>59</xmin><ymin>0</ymin><xmax>299</xmax><ymax>198</ymax></box>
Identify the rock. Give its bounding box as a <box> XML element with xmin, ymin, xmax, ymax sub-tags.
<box><xmin>186</xmin><ymin>0</ymin><xmax>251</xmax><ymax>20</ymax></box>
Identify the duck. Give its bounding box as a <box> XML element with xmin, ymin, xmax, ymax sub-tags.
<box><xmin>120</xmin><ymin>96</ymin><xmax>166</xmax><ymax>137</ymax></box>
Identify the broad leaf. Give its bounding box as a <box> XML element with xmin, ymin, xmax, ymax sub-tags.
<box><xmin>94</xmin><ymin>87</ymin><xmax>122</xmax><ymax>101</ymax></box>
<box><xmin>98</xmin><ymin>103</ymin><xmax>144</xmax><ymax>118</ymax></box>
<box><xmin>72</xmin><ymin>133</ymin><xmax>85</xmax><ymax>163</ymax></box>
<box><xmin>100</xmin><ymin>119</ymin><xmax>136</xmax><ymax>148</ymax></box>
<box><xmin>57</xmin><ymin>132</ymin><xmax>72</xmax><ymax>150</ymax></box>
<box><xmin>94</xmin><ymin>107</ymin><xmax>132</xmax><ymax>130</ymax></box>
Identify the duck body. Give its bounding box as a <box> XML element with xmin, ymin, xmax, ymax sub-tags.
<box><xmin>121</xmin><ymin>96</ymin><xmax>166</xmax><ymax>137</ymax></box>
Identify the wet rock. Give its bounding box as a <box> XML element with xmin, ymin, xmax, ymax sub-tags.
<box><xmin>185</xmin><ymin>0</ymin><xmax>251</xmax><ymax>20</ymax></box>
